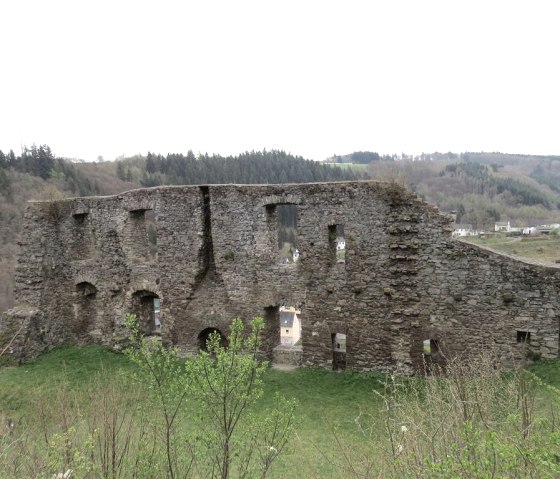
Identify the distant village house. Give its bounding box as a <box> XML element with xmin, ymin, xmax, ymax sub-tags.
<box><xmin>452</xmin><ymin>224</ymin><xmax>475</xmax><ymax>238</ymax></box>
<box><xmin>279</xmin><ymin>307</ymin><xmax>302</xmax><ymax>346</ymax></box>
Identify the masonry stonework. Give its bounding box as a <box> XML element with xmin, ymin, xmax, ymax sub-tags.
<box><xmin>1</xmin><ymin>181</ymin><xmax>559</xmax><ymax>372</ymax></box>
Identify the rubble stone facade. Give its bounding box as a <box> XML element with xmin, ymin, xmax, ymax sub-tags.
<box><xmin>1</xmin><ymin>181</ymin><xmax>559</xmax><ymax>372</ymax></box>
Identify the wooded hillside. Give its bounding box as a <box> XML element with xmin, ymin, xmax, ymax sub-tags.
<box><xmin>365</xmin><ymin>152</ymin><xmax>560</xmax><ymax>230</ymax></box>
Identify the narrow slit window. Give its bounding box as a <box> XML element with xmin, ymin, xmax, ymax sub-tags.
<box><xmin>329</xmin><ymin>224</ymin><xmax>346</xmax><ymax>264</ymax></box>
<box><xmin>332</xmin><ymin>332</ymin><xmax>347</xmax><ymax>370</ymax></box>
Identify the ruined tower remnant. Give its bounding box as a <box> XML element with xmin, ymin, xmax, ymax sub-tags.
<box><xmin>1</xmin><ymin>181</ymin><xmax>559</xmax><ymax>373</ymax></box>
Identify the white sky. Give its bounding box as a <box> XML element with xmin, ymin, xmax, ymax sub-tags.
<box><xmin>1</xmin><ymin>0</ymin><xmax>559</xmax><ymax>162</ymax></box>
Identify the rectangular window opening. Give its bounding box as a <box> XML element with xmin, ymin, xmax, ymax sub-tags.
<box><xmin>279</xmin><ymin>306</ymin><xmax>302</xmax><ymax>346</ymax></box>
<box><xmin>517</xmin><ymin>331</ymin><xmax>531</xmax><ymax>344</ymax></box>
<box><xmin>329</xmin><ymin>224</ymin><xmax>346</xmax><ymax>264</ymax></box>
<box><xmin>127</xmin><ymin>208</ymin><xmax>157</xmax><ymax>260</ymax></box>
<box><xmin>276</xmin><ymin>204</ymin><xmax>298</xmax><ymax>263</ymax></box>
<box><xmin>72</xmin><ymin>212</ymin><xmax>88</xmax><ymax>224</ymax></box>
<box><xmin>332</xmin><ymin>332</ymin><xmax>347</xmax><ymax>352</ymax></box>
<box><xmin>423</xmin><ymin>339</ymin><xmax>439</xmax><ymax>355</ymax></box>
<box><xmin>332</xmin><ymin>332</ymin><xmax>347</xmax><ymax>370</ymax></box>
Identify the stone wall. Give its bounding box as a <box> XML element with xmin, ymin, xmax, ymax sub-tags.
<box><xmin>1</xmin><ymin>181</ymin><xmax>559</xmax><ymax>372</ymax></box>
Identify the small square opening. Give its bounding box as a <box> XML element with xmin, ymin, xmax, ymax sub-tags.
<box><xmin>423</xmin><ymin>338</ymin><xmax>439</xmax><ymax>355</ymax></box>
<box><xmin>517</xmin><ymin>331</ymin><xmax>531</xmax><ymax>344</ymax></box>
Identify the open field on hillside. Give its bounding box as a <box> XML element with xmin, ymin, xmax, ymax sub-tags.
<box><xmin>464</xmin><ymin>235</ymin><xmax>560</xmax><ymax>264</ymax></box>
<box><xmin>325</xmin><ymin>163</ymin><xmax>370</xmax><ymax>173</ymax></box>
<box><xmin>1</xmin><ymin>346</ymin><xmax>559</xmax><ymax>478</ymax></box>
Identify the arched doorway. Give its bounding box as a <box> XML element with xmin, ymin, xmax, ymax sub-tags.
<box><xmin>197</xmin><ymin>328</ymin><xmax>227</xmax><ymax>352</ymax></box>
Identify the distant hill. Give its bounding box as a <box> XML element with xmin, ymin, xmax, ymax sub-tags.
<box><xmin>367</xmin><ymin>152</ymin><xmax>560</xmax><ymax>230</ymax></box>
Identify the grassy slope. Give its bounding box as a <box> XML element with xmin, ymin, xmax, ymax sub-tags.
<box><xmin>0</xmin><ymin>347</ymin><xmax>385</xmax><ymax>477</ymax></box>
<box><xmin>464</xmin><ymin>235</ymin><xmax>560</xmax><ymax>264</ymax></box>
<box><xmin>1</xmin><ymin>346</ymin><xmax>558</xmax><ymax>477</ymax></box>
<box><xmin>326</xmin><ymin>163</ymin><xmax>370</xmax><ymax>173</ymax></box>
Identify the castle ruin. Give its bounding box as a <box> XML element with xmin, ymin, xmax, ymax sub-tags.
<box><xmin>1</xmin><ymin>181</ymin><xmax>559</xmax><ymax>373</ymax></box>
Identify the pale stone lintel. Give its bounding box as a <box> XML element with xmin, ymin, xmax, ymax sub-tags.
<box><xmin>259</xmin><ymin>194</ymin><xmax>302</xmax><ymax>207</ymax></box>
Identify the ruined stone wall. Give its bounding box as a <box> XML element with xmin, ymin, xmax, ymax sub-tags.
<box><xmin>1</xmin><ymin>181</ymin><xmax>559</xmax><ymax>372</ymax></box>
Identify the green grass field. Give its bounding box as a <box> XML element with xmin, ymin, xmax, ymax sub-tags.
<box><xmin>1</xmin><ymin>347</ymin><xmax>559</xmax><ymax>478</ymax></box>
<box><xmin>0</xmin><ymin>347</ymin><xmax>386</xmax><ymax>478</ymax></box>
<box><xmin>464</xmin><ymin>235</ymin><xmax>560</xmax><ymax>264</ymax></box>
<box><xmin>325</xmin><ymin>163</ymin><xmax>370</xmax><ymax>173</ymax></box>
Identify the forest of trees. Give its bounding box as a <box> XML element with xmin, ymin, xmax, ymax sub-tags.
<box><xmin>0</xmin><ymin>145</ymin><xmax>100</xmax><ymax>198</ymax></box>
<box><xmin>443</xmin><ymin>162</ymin><xmax>551</xmax><ymax>208</ymax></box>
<box><xmin>330</xmin><ymin>151</ymin><xmax>393</xmax><ymax>163</ymax></box>
<box><xmin>115</xmin><ymin>149</ymin><xmax>368</xmax><ymax>187</ymax></box>
<box><xmin>367</xmin><ymin>153</ymin><xmax>560</xmax><ymax>230</ymax></box>
<box><xmin>530</xmin><ymin>163</ymin><xmax>560</xmax><ymax>194</ymax></box>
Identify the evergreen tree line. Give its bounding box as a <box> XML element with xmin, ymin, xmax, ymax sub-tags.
<box><xmin>0</xmin><ymin>145</ymin><xmax>100</xmax><ymax>197</ymax></box>
<box><xmin>124</xmin><ymin>149</ymin><xmax>369</xmax><ymax>187</ymax></box>
<box><xmin>331</xmin><ymin>150</ymin><xmax>393</xmax><ymax>163</ymax></box>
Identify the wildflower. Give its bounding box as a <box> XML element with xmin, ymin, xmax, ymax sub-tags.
<box><xmin>395</xmin><ymin>444</ymin><xmax>404</xmax><ymax>456</ymax></box>
<box><xmin>401</xmin><ymin>425</ymin><xmax>408</xmax><ymax>433</ymax></box>
<box><xmin>52</xmin><ymin>470</ymin><xmax>73</xmax><ymax>479</ymax></box>
<box><xmin>268</xmin><ymin>446</ymin><xmax>278</xmax><ymax>453</ymax></box>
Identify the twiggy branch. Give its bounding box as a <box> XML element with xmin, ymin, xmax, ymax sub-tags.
<box><xmin>0</xmin><ymin>320</ymin><xmax>26</xmax><ymax>358</ymax></box>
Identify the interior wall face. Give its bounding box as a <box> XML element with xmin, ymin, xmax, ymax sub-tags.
<box><xmin>2</xmin><ymin>182</ymin><xmax>559</xmax><ymax>372</ymax></box>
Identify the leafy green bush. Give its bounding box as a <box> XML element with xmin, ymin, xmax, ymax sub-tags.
<box><xmin>124</xmin><ymin>314</ymin><xmax>295</xmax><ymax>479</ymax></box>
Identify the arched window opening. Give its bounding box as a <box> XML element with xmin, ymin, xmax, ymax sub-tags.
<box><xmin>197</xmin><ymin>327</ymin><xmax>227</xmax><ymax>352</ymax></box>
<box><xmin>422</xmin><ymin>338</ymin><xmax>446</xmax><ymax>374</ymax></box>
<box><xmin>76</xmin><ymin>281</ymin><xmax>97</xmax><ymax>297</ymax></box>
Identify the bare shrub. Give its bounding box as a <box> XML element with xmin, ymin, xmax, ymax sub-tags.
<box><xmin>84</xmin><ymin>374</ymin><xmax>150</xmax><ymax>479</ymax></box>
<box><xmin>375</xmin><ymin>353</ymin><xmax>560</xmax><ymax>478</ymax></box>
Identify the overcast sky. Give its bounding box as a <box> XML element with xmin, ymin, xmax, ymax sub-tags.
<box><xmin>1</xmin><ymin>0</ymin><xmax>559</xmax><ymax>162</ymax></box>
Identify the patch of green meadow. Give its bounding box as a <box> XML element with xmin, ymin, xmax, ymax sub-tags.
<box><xmin>1</xmin><ymin>347</ymin><xmax>559</xmax><ymax>478</ymax></box>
